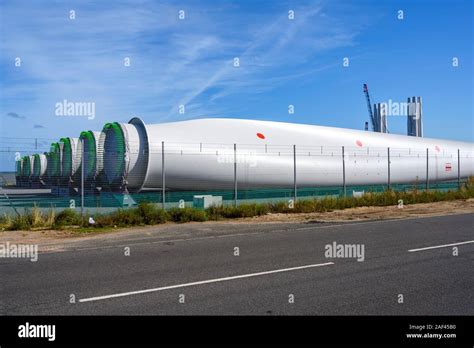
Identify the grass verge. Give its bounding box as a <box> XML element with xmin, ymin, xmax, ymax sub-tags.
<box><xmin>1</xmin><ymin>178</ymin><xmax>473</xmax><ymax>231</ymax></box>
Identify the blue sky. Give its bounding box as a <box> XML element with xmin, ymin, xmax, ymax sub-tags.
<box><xmin>0</xmin><ymin>0</ymin><xmax>472</xmax><ymax>169</ymax></box>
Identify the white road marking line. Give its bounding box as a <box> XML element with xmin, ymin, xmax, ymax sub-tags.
<box><xmin>79</xmin><ymin>262</ymin><xmax>334</xmax><ymax>303</ymax></box>
<box><xmin>408</xmin><ymin>240</ymin><xmax>474</xmax><ymax>252</ymax></box>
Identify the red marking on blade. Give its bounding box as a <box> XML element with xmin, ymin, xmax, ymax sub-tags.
<box><xmin>356</xmin><ymin>140</ymin><xmax>363</xmax><ymax>147</ymax></box>
<box><xmin>257</xmin><ymin>133</ymin><xmax>265</xmax><ymax>140</ymax></box>
<box><xmin>435</xmin><ymin>145</ymin><xmax>441</xmax><ymax>152</ymax></box>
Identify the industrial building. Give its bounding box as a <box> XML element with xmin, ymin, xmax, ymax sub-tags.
<box><xmin>407</xmin><ymin>96</ymin><xmax>423</xmax><ymax>137</ymax></box>
<box><xmin>373</xmin><ymin>103</ymin><xmax>388</xmax><ymax>133</ymax></box>
<box><xmin>364</xmin><ymin>84</ymin><xmax>423</xmax><ymax>137</ymax></box>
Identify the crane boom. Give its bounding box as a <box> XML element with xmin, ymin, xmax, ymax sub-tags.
<box><xmin>363</xmin><ymin>83</ymin><xmax>377</xmax><ymax>131</ymax></box>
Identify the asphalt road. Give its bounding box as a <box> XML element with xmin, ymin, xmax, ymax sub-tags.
<box><xmin>1</xmin><ymin>214</ymin><xmax>473</xmax><ymax>315</ymax></box>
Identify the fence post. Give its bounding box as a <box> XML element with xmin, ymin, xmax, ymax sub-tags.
<box><xmin>162</xmin><ymin>141</ymin><xmax>165</xmax><ymax>209</ymax></box>
<box><xmin>81</xmin><ymin>137</ymin><xmax>84</xmax><ymax>225</ymax></box>
<box><xmin>425</xmin><ymin>148</ymin><xmax>429</xmax><ymax>191</ymax></box>
<box><xmin>457</xmin><ymin>149</ymin><xmax>461</xmax><ymax>190</ymax></box>
<box><xmin>234</xmin><ymin>143</ymin><xmax>237</xmax><ymax>207</ymax></box>
<box><xmin>342</xmin><ymin>146</ymin><xmax>346</xmax><ymax>197</ymax></box>
<box><xmin>387</xmin><ymin>147</ymin><xmax>391</xmax><ymax>190</ymax></box>
<box><xmin>293</xmin><ymin>144</ymin><xmax>297</xmax><ymax>203</ymax></box>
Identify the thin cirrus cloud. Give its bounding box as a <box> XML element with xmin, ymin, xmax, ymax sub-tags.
<box><xmin>5</xmin><ymin>112</ymin><xmax>26</xmax><ymax>119</ymax></box>
<box><xmin>0</xmin><ymin>0</ymin><xmax>367</xmax><ymax>134</ymax></box>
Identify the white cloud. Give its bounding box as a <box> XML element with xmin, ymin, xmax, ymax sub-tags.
<box><xmin>0</xmin><ymin>0</ymin><xmax>365</xmax><ymax>130</ymax></box>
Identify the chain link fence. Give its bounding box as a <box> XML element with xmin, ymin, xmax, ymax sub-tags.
<box><xmin>0</xmin><ymin>137</ymin><xmax>470</xmax><ymax>217</ymax></box>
